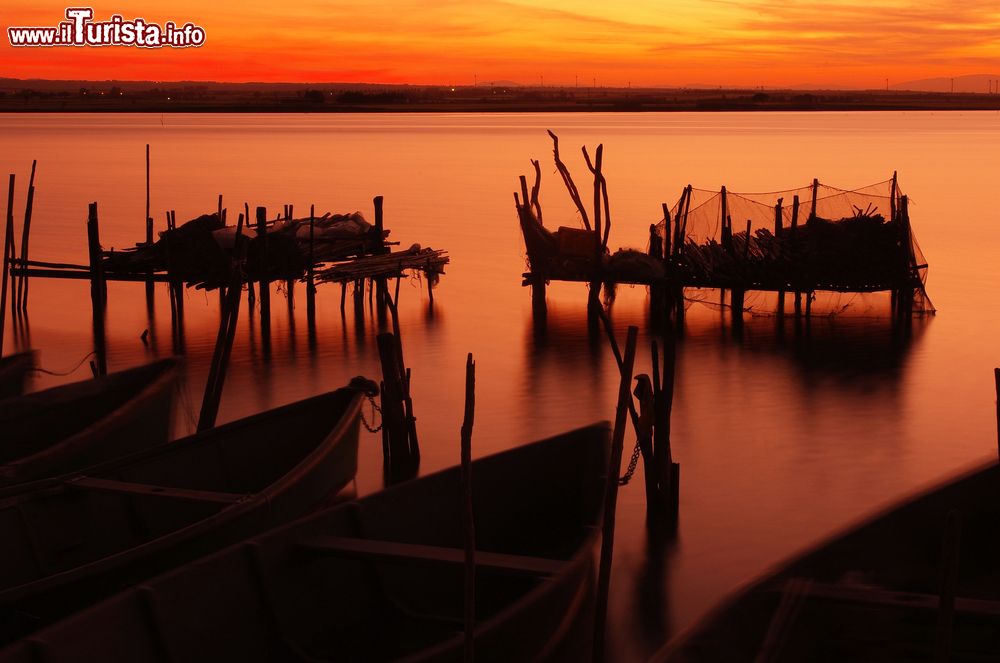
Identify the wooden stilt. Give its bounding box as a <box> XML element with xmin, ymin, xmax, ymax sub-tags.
<box><xmin>460</xmin><ymin>352</ymin><xmax>476</xmax><ymax>663</ymax></box>
<box><xmin>256</xmin><ymin>206</ymin><xmax>271</xmax><ymax>341</ymax></box>
<box><xmin>87</xmin><ymin>202</ymin><xmax>107</xmax><ymax>376</ymax></box>
<box><xmin>15</xmin><ymin>160</ymin><xmax>36</xmax><ymax>313</ymax></box>
<box><xmin>0</xmin><ymin>175</ymin><xmax>14</xmax><ymax>356</ymax></box>
<box><xmin>593</xmin><ymin>325</ymin><xmax>639</xmax><ymax>663</ymax></box>
<box><xmin>198</xmin><ymin>213</ymin><xmax>246</xmax><ymax>431</ymax></box>
<box><xmin>307</xmin><ymin>205</ymin><xmax>316</xmax><ymax>327</ymax></box>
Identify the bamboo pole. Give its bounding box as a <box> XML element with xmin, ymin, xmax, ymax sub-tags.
<box><xmin>460</xmin><ymin>352</ymin><xmax>476</xmax><ymax>663</ymax></box>
<box><xmin>593</xmin><ymin>324</ymin><xmax>638</xmax><ymax>663</ymax></box>
<box><xmin>0</xmin><ymin>175</ymin><xmax>14</xmax><ymax>356</ymax></box>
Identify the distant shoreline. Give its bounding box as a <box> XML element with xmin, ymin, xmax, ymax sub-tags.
<box><xmin>2</xmin><ymin>82</ymin><xmax>999</xmax><ymax>113</ymax></box>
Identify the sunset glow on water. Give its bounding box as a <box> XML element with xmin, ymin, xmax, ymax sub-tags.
<box><xmin>2</xmin><ymin>111</ymin><xmax>999</xmax><ymax>659</ymax></box>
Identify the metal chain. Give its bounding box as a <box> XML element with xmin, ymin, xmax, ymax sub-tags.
<box><xmin>619</xmin><ymin>439</ymin><xmax>641</xmax><ymax>485</ymax></box>
<box><xmin>360</xmin><ymin>395</ymin><xmax>383</xmax><ymax>433</ymax></box>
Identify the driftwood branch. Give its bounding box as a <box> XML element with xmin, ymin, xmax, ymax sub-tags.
<box><xmin>547</xmin><ymin>130</ymin><xmax>591</xmax><ymax>231</ymax></box>
<box><xmin>583</xmin><ymin>144</ymin><xmax>612</xmax><ymax>250</ymax></box>
<box><xmin>582</xmin><ymin>145</ymin><xmax>603</xmax><ymax>246</ymax></box>
<box><xmin>529</xmin><ymin>159</ymin><xmax>543</xmax><ymax>224</ymax></box>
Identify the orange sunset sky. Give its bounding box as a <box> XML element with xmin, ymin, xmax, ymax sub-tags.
<box><xmin>3</xmin><ymin>1</ymin><xmax>999</xmax><ymax>87</ymax></box>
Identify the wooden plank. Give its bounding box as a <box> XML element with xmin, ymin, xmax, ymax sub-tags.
<box><xmin>10</xmin><ymin>268</ymin><xmax>171</xmax><ymax>282</ymax></box>
<box><xmin>68</xmin><ymin>476</ymin><xmax>245</xmax><ymax>505</ymax></box>
<box><xmin>294</xmin><ymin>536</ymin><xmax>565</xmax><ymax>577</ymax></box>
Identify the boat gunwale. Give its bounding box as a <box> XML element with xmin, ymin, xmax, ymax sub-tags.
<box><xmin>3</xmin><ymin>420</ymin><xmax>610</xmax><ymax>662</ymax></box>
<box><xmin>0</xmin><ymin>358</ymin><xmax>179</xmax><ymax>483</ymax></box>
<box><xmin>0</xmin><ymin>386</ymin><xmax>365</xmax><ymax>608</ymax></box>
<box><xmin>652</xmin><ymin>456</ymin><xmax>1000</xmax><ymax>662</ymax></box>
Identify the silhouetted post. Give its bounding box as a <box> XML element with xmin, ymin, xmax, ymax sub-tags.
<box><xmin>256</xmin><ymin>206</ymin><xmax>271</xmax><ymax>342</ymax></box>
<box><xmin>145</xmin><ymin>144</ymin><xmax>150</xmax><ymax>229</ymax></box>
<box><xmin>307</xmin><ymin>204</ymin><xmax>316</xmax><ymax>329</ymax></box>
<box><xmin>934</xmin><ymin>510</ymin><xmax>962</xmax><ymax>663</ymax></box>
<box><xmin>87</xmin><ymin>202</ymin><xmax>107</xmax><ymax>376</ymax></box>
<box><xmin>792</xmin><ymin>195</ymin><xmax>801</xmax><ymax>316</ymax></box>
<box><xmin>373</xmin><ymin>196</ymin><xmax>387</xmax><ymax>255</ymax></box>
<box><xmin>775</xmin><ymin>198</ymin><xmax>785</xmax><ymax>317</ymax></box>
<box><xmin>653</xmin><ymin>336</ymin><xmax>680</xmax><ymax>530</ymax></box>
<box><xmin>15</xmin><ymin>160</ymin><xmax>36</xmax><ymax>313</ymax></box>
<box><xmin>809</xmin><ymin>178</ymin><xmax>819</xmax><ymax>222</ymax></box>
<box><xmin>593</xmin><ymin>324</ymin><xmax>638</xmax><ymax>663</ymax></box>
<box><xmin>890</xmin><ymin>170</ymin><xmax>898</xmax><ymax>222</ymax></box>
<box><xmin>198</xmin><ymin>212</ymin><xmax>246</xmax><ymax>431</ymax></box>
<box><xmin>460</xmin><ymin>353</ymin><xmax>476</xmax><ymax>663</ymax></box>
<box><xmin>0</xmin><ymin>174</ymin><xmax>14</xmax><ymax>356</ymax></box>
<box><xmin>661</xmin><ymin>203</ymin><xmax>672</xmax><ymax>259</ymax></box>
<box><xmin>720</xmin><ymin>186</ymin><xmax>730</xmax><ymax>251</ymax></box>
<box><xmin>377</xmin><ymin>332</ymin><xmax>412</xmax><ymax>474</ymax></box>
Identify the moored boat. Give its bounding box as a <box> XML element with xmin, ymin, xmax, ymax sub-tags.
<box><xmin>654</xmin><ymin>461</ymin><xmax>1000</xmax><ymax>663</ymax></box>
<box><xmin>0</xmin><ymin>359</ymin><xmax>177</xmax><ymax>487</ymax></box>
<box><xmin>0</xmin><ymin>385</ymin><xmax>364</xmax><ymax>645</ymax></box>
<box><xmin>0</xmin><ymin>353</ymin><xmax>35</xmax><ymax>400</ymax></box>
<box><xmin>0</xmin><ymin>422</ymin><xmax>609</xmax><ymax>662</ymax></box>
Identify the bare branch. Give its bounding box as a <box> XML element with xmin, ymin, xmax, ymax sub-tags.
<box><xmin>547</xmin><ymin>130</ymin><xmax>591</xmax><ymax>230</ymax></box>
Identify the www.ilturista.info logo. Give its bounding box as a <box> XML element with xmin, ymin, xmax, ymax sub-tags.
<box><xmin>8</xmin><ymin>7</ymin><xmax>206</xmax><ymax>48</ymax></box>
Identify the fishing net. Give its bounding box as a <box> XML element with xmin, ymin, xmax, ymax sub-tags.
<box><xmin>652</xmin><ymin>178</ymin><xmax>933</xmax><ymax>316</ymax></box>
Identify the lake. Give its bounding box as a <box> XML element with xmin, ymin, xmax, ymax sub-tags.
<box><xmin>1</xmin><ymin>111</ymin><xmax>999</xmax><ymax>660</ymax></box>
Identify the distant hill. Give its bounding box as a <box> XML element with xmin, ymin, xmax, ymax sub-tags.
<box><xmin>892</xmin><ymin>74</ymin><xmax>1000</xmax><ymax>93</ymax></box>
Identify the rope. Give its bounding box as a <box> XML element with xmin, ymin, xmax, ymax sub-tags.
<box><xmin>30</xmin><ymin>351</ymin><xmax>96</xmax><ymax>376</ymax></box>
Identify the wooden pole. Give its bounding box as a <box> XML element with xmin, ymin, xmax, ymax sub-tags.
<box><xmin>307</xmin><ymin>204</ymin><xmax>316</xmax><ymax>328</ymax></box>
<box><xmin>145</xmin><ymin>144</ymin><xmax>150</xmax><ymax>232</ymax></box>
<box><xmin>792</xmin><ymin>195</ymin><xmax>801</xmax><ymax>316</ymax></box>
<box><xmin>593</xmin><ymin>324</ymin><xmax>638</xmax><ymax>663</ymax></box>
<box><xmin>775</xmin><ymin>198</ymin><xmax>785</xmax><ymax>316</ymax></box>
<box><xmin>809</xmin><ymin>178</ymin><xmax>819</xmax><ymax>222</ymax></box>
<box><xmin>256</xmin><ymin>206</ymin><xmax>271</xmax><ymax>339</ymax></box>
<box><xmin>373</xmin><ymin>196</ymin><xmax>386</xmax><ymax>255</ymax></box>
<box><xmin>720</xmin><ymin>186</ymin><xmax>729</xmax><ymax>251</ymax></box>
<box><xmin>198</xmin><ymin>213</ymin><xmax>246</xmax><ymax>431</ymax></box>
<box><xmin>460</xmin><ymin>352</ymin><xmax>476</xmax><ymax>663</ymax></box>
<box><xmin>376</xmin><ymin>332</ymin><xmax>411</xmax><ymax>467</ymax></box>
<box><xmin>661</xmin><ymin>204</ymin><xmax>671</xmax><ymax>260</ymax></box>
<box><xmin>890</xmin><ymin>170</ymin><xmax>897</xmax><ymax>222</ymax></box>
<box><xmin>87</xmin><ymin>202</ymin><xmax>107</xmax><ymax>376</ymax></box>
<box><xmin>15</xmin><ymin>160</ymin><xmax>36</xmax><ymax>313</ymax></box>
<box><xmin>0</xmin><ymin>175</ymin><xmax>14</xmax><ymax>357</ymax></box>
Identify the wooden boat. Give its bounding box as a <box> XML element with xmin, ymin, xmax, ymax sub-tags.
<box><xmin>0</xmin><ymin>386</ymin><xmax>364</xmax><ymax>646</ymax></box>
<box><xmin>0</xmin><ymin>353</ymin><xmax>34</xmax><ymax>400</ymax></box>
<box><xmin>0</xmin><ymin>422</ymin><xmax>610</xmax><ymax>662</ymax></box>
<box><xmin>0</xmin><ymin>359</ymin><xmax>177</xmax><ymax>487</ymax></box>
<box><xmin>654</xmin><ymin>461</ymin><xmax>1000</xmax><ymax>663</ymax></box>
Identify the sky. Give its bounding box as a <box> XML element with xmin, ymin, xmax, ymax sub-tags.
<box><xmin>3</xmin><ymin>0</ymin><xmax>999</xmax><ymax>87</ymax></box>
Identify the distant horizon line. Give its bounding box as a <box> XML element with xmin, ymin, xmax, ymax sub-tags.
<box><xmin>2</xmin><ymin>73</ymin><xmax>1000</xmax><ymax>93</ymax></box>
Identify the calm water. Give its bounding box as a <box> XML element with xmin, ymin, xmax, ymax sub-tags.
<box><xmin>2</xmin><ymin>111</ymin><xmax>1000</xmax><ymax>659</ymax></box>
